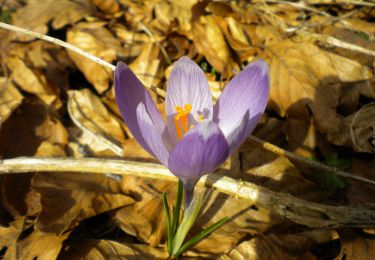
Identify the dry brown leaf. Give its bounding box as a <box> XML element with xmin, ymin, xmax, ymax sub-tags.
<box><xmin>265</xmin><ymin>40</ymin><xmax>372</xmax><ymax>133</ymax></box>
<box><xmin>60</xmin><ymin>239</ymin><xmax>168</xmax><ymax>259</ymax></box>
<box><xmin>35</xmin><ymin>114</ymin><xmax>69</xmax><ymax>146</ymax></box>
<box><xmin>114</xmin><ymin>178</ymin><xmax>174</xmax><ymax>246</ymax></box>
<box><xmin>328</xmin><ymin>103</ymin><xmax>375</xmax><ymax>153</ymax></box>
<box><xmin>68</xmin><ymin>89</ymin><xmax>126</xmax><ymax>155</ymax></box>
<box><xmin>0</xmin><ymin>78</ymin><xmax>23</xmax><ymax>124</ymax></box>
<box><xmin>0</xmin><ymin>99</ymin><xmax>48</xmax><ymax>157</ymax></box>
<box><xmin>32</xmin><ymin>172</ymin><xmax>134</xmax><ymax>234</ymax></box>
<box><xmin>337</xmin><ymin>230</ymin><xmax>375</xmax><ymax>260</ymax></box>
<box><xmin>114</xmin><ymin>24</ymin><xmax>152</xmax><ymax>58</ymax></box>
<box><xmin>129</xmin><ymin>43</ymin><xmax>164</xmax><ymax>89</ymax></box>
<box><xmin>16</xmin><ymin>230</ymin><xmax>69</xmax><ymax>260</ymax></box>
<box><xmin>6</xmin><ymin>53</ymin><xmax>61</xmax><ymax>108</ymax></box>
<box><xmin>0</xmin><ymin>217</ymin><xmax>25</xmax><ymax>260</ymax></box>
<box><xmin>219</xmin><ymin>230</ymin><xmax>335</xmax><ymax>260</ymax></box>
<box><xmin>67</xmin><ymin>22</ymin><xmax>123</xmax><ymax>93</ymax></box>
<box><xmin>220</xmin><ymin>17</ymin><xmax>259</xmax><ymax>62</ymax></box>
<box><xmin>192</xmin><ymin>15</ymin><xmax>239</xmax><ymax>77</ymax></box>
<box><xmin>347</xmin><ymin>158</ymin><xmax>375</xmax><ymax>204</ymax></box>
<box><xmin>189</xmin><ymin>188</ymin><xmax>282</xmax><ymax>255</ymax></box>
<box><xmin>153</xmin><ymin>0</ymin><xmax>197</xmax><ymax>34</ymax></box>
<box><xmin>12</xmin><ymin>0</ymin><xmax>94</xmax><ymax>40</ymax></box>
<box><xmin>91</xmin><ymin>0</ymin><xmax>120</xmax><ymax>15</ymax></box>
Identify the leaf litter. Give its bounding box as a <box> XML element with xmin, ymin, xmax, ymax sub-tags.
<box><xmin>0</xmin><ymin>0</ymin><xmax>375</xmax><ymax>259</ymax></box>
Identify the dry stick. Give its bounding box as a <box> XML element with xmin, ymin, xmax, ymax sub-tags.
<box><xmin>297</xmin><ymin>30</ymin><xmax>375</xmax><ymax>57</ymax></box>
<box><xmin>0</xmin><ymin>22</ymin><xmax>116</xmax><ymax>71</ymax></box>
<box><xmin>0</xmin><ymin>22</ymin><xmax>374</xmax><ymax>186</ymax></box>
<box><xmin>0</xmin><ymin>157</ymin><xmax>375</xmax><ymax>228</ymax></box>
<box><xmin>249</xmin><ymin>136</ymin><xmax>375</xmax><ymax>186</ymax></box>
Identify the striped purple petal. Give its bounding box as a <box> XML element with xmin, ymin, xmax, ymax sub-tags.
<box><xmin>168</xmin><ymin>120</ymin><xmax>229</xmax><ymax>182</ymax></box>
<box><xmin>115</xmin><ymin>62</ymin><xmax>167</xmax><ymax>157</ymax></box>
<box><xmin>166</xmin><ymin>56</ymin><xmax>213</xmax><ymax>145</ymax></box>
<box><xmin>213</xmin><ymin>60</ymin><xmax>269</xmax><ymax>151</ymax></box>
<box><xmin>136</xmin><ymin>103</ymin><xmax>169</xmax><ymax>165</ymax></box>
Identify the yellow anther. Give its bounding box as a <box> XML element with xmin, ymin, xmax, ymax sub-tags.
<box><xmin>198</xmin><ymin>114</ymin><xmax>203</xmax><ymax>121</ymax></box>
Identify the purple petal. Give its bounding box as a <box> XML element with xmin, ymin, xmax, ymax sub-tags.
<box><xmin>166</xmin><ymin>56</ymin><xmax>213</xmax><ymax>145</ymax></box>
<box><xmin>136</xmin><ymin>103</ymin><xmax>169</xmax><ymax>165</ymax></box>
<box><xmin>115</xmin><ymin>62</ymin><xmax>166</xmax><ymax>156</ymax></box>
<box><xmin>213</xmin><ymin>59</ymin><xmax>269</xmax><ymax>151</ymax></box>
<box><xmin>168</xmin><ymin>120</ymin><xmax>229</xmax><ymax>182</ymax></box>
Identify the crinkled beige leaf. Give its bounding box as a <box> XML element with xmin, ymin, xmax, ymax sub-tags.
<box><xmin>266</xmin><ymin>40</ymin><xmax>372</xmax><ymax>132</ymax></box>
<box><xmin>68</xmin><ymin>89</ymin><xmax>126</xmax><ymax>155</ymax></box>
<box><xmin>60</xmin><ymin>239</ymin><xmax>168</xmax><ymax>259</ymax></box>
<box><xmin>67</xmin><ymin>22</ymin><xmax>124</xmax><ymax>93</ymax></box>
<box><xmin>0</xmin><ymin>78</ymin><xmax>23</xmax><ymax>124</ymax></box>
<box><xmin>12</xmin><ymin>0</ymin><xmax>94</xmax><ymax>40</ymax></box>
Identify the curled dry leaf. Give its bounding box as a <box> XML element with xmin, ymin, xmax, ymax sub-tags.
<box><xmin>0</xmin><ymin>78</ymin><xmax>23</xmax><ymax>124</ymax></box>
<box><xmin>68</xmin><ymin>89</ymin><xmax>126</xmax><ymax>156</ymax></box>
<box><xmin>12</xmin><ymin>0</ymin><xmax>94</xmax><ymax>41</ymax></box>
<box><xmin>67</xmin><ymin>22</ymin><xmax>124</xmax><ymax>93</ymax></box>
<box><xmin>60</xmin><ymin>239</ymin><xmax>168</xmax><ymax>259</ymax></box>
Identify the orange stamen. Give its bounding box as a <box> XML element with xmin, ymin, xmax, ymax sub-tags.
<box><xmin>174</xmin><ymin>104</ymin><xmax>192</xmax><ymax>140</ymax></box>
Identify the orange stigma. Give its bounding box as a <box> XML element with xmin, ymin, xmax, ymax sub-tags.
<box><xmin>174</xmin><ymin>104</ymin><xmax>192</xmax><ymax>140</ymax></box>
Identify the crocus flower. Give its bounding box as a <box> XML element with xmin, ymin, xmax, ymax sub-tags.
<box><xmin>115</xmin><ymin>56</ymin><xmax>269</xmax><ymax>207</ymax></box>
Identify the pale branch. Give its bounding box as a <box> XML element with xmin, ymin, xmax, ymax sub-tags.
<box><xmin>248</xmin><ymin>136</ymin><xmax>375</xmax><ymax>186</ymax></box>
<box><xmin>0</xmin><ymin>22</ymin><xmax>116</xmax><ymax>71</ymax></box>
<box><xmin>297</xmin><ymin>30</ymin><xmax>375</xmax><ymax>57</ymax></box>
<box><xmin>0</xmin><ymin>157</ymin><xmax>375</xmax><ymax>228</ymax></box>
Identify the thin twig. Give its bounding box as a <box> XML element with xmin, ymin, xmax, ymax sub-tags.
<box><xmin>0</xmin><ymin>157</ymin><xmax>375</xmax><ymax>228</ymax></box>
<box><xmin>0</xmin><ymin>22</ymin><xmax>116</xmax><ymax>71</ymax></box>
<box><xmin>248</xmin><ymin>135</ymin><xmax>375</xmax><ymax>186</ymax></box>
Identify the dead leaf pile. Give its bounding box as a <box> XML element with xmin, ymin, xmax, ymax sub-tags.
<box><xmin>0</xmin><ymin>0</ymin><xmax>374</xmax><ymax>259</ymax></box>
